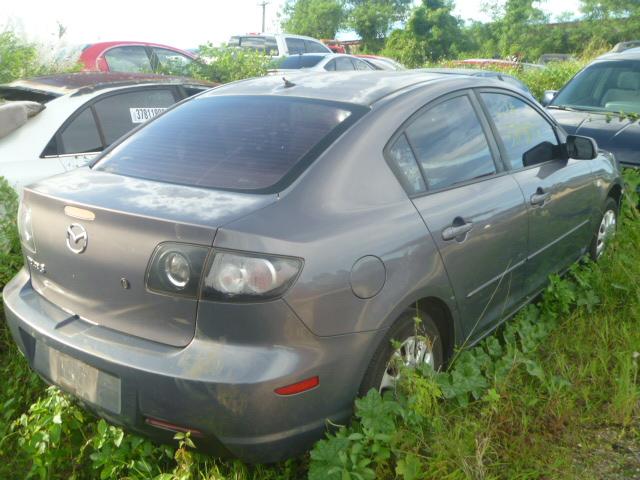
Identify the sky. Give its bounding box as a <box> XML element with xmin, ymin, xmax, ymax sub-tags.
<box><xmin>2</xmin><ymin>0</ymin><xmax>583</xmax><ymax>51</ymax></box>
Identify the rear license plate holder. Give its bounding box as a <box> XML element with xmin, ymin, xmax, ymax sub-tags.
<box><xmin>33</xmin><ymin>342</ymin><xmax>121</xmax><ymax>414</ymax></box>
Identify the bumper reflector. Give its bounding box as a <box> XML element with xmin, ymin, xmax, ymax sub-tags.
<box><xmin>145</xmin><ymin>417</ymin><xmax>204</xmax><ymax>437</ymax></box>
<box><xmin>274</xmin><ymin>376</ymin><xmax>319</xmax><ymax>395</ymax></box>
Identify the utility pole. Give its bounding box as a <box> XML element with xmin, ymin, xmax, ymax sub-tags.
<box><xmin>258</xmin><ymin>1</ymin><xmax>269</xmax><ymax>32</ymax></box>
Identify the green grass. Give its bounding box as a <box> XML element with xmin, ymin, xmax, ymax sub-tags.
<box><xmin>0</xmin><ymin>173</ymin><xmax>639</xmax><ymax>479</ymax></box>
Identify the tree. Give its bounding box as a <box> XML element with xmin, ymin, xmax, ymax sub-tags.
<box><xmin>580</xmin><ymin>0</ymin><xmax>640</xmax><ymax>19</ymax></box>
<box><xmin>346</xmin><ymin>0</ymin><xmax>413</xmax><ymax>52</ymax></box>
<box><xmin>383</xmin><ymin>0</ymin><xmax>466</xmax><ymax>66</ymax></box>
<box><xmin>280</xmin><ymin>0</ymin><xmax>345</xmax><ymax>39</ymax></box>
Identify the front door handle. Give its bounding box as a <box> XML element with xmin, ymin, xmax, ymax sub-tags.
<box><xmin>442</xmin><ymin>220</ymin><xmax>473</xmax><ymax>241</ymax></box>
<box><xmin>530</xmin><ymin>188</ymin><xmax>550</xmax><ymax>206</ymax></box>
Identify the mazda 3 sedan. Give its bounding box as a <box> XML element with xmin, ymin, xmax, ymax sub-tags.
<box><xmin>4</xmin><ymin>71</ymin><xmax>622</xmax><ymax>463</ymax></box>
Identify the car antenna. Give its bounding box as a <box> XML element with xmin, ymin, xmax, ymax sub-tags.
<box><xmin>282</xmin><ymin>77</ymin><xmax>296</xmax><ymax>88</ymax></box>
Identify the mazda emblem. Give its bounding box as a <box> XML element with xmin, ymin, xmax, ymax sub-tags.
<box><xmin>66</xmin><ymin>223</ymin><xmax>88</xmax><ymax>254</ymax></box>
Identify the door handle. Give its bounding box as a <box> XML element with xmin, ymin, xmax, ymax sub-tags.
<box><xmin>442</xmin><ymin>220</ymin><xmax>473</xmax><ymax>241</ymax></box>
<box><xmin>530</xmin><ymin>188</ymin><xmax>550</xmax><ymax>206</ymax></box>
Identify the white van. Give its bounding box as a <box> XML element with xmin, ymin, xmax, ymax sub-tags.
<box><xmin>228</xmin><ymin>33</ymin><xmax>330</xmax><ymax>58</ymax></box>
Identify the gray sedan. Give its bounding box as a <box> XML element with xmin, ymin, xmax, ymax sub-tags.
<box><xmin>4</xmin><ymin>71</ymin><xmax>622</xmax><ymax>463</ymax></box>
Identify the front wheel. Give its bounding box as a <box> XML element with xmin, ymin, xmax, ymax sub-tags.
<box><xmin>359</xmin><ymin>309</ymin><xmax>443</xmax><ymax>396</ymax></box>
<box><xmin>589</xmin><ymin>197</ymin><xmax>618</xmax><ymax>261</ymax></box>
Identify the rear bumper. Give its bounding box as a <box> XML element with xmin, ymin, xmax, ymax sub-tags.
<box><xmin>3</xmin><ymin>268</ymin><xmax>383</xmax><ymax>462</ymax></box>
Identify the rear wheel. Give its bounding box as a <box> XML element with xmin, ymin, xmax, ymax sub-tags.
<box><xmin>589</xmin><ymin>197</ymin><xmax>618</xmax><ymax>261</ymax></box>
<box><xmin>359</xmin><ymin>309</ymin><xmax>443</xmax><ymax>396</ymax></box>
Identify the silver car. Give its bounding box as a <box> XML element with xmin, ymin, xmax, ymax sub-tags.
<box><xmin>0</xmin><ymin>72</ymin><xmax>213</xmax><ymax>190</ymax></box>
<box><xmin>4</xmin><ymin>71</ymin><xmax>622</xmax><ymax>462</ymax></box>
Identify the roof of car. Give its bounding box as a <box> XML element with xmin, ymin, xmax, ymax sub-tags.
<box><xmin>1</xmin><ymin>72</ymin><xmax>215</xmax><ymax>98</ymax></box>
<box><xmin>206</xmin><ymin>70</ymin><xmax>496</xmax><ymax>107</ymax></box>
<box><xmin>419</xmin><ymin>67</ymin><xmax>501</xmax><ymax>76</ymax></box>
<box><xmin>596</xmin><ymin>49</ymin><xmax>640</xmax><ymax>61</ymax></box>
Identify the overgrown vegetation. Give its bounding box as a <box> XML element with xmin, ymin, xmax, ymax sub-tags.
<box><xmin>2</xmin><ymin>14</ymin><xmax>640</xmax><ymax>479</ymax></box>
<box><xmin>1</xmin><ymin>165</ymin><xmax>639</xmax><ymax>479</ymax></box>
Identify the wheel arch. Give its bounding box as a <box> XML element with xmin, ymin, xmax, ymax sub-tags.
<box><xmin>607</xmin><ymin>182</ymin><xmax>623</xmax><ymax>210</ymax></box>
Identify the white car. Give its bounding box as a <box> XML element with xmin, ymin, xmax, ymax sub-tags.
<box><xmin>228</xmin><ymin>33</ymin><xmax>330</xmax><ymax>58</ymax></box>
<box><xmin>272</xmin><ymin>53</ymin><xmax>376</xmax><ymax>73</ymax></box>
<box><xmin>0</xmin><ymin>72</ymin><xmax>213</xmax><ymax>190</ymax></box>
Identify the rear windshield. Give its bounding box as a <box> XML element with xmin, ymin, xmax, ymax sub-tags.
<box><xmin>228</xmin><ymin>36</ymin><xmax>279</xmax><ymax>56</ymax></box>
<box><xmin>94</xmin><ymin>95</ymin><xmax>363</xmax><ymax>192</ymax></box>
<box><xmin>279</xmin><ymin>55</ymin><xmax>325</xmax><ymax>69</ymax></box>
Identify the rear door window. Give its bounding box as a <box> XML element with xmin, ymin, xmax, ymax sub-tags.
<box><xmin>353</xmin><ymin>58</ymin><xmax>373</xmax><ymax>70</ymax></box>
<box><xmin>285</xmin><ymin>38</ymin><xmax>306</xmax><ymax>55</ymax></box>
<box><xmin>152</xmin><ymin>48</ymin><xmax>193</xmax><ymax>75</ymax></box>
<box><xmin>59</xmin><ymin>108</ymin><xmax>103</xmax><ymax>154</ymax></box>
<box><xmin>404</xmin><ymin>95</ymin><xmax>496</xmax><ymax>191</ymax></box>
<box><xmin>104</xmin><ymin>46</ymin><xmax>153</xmax><ymax>73</ymax></box>
<box><xmin>334</xmin><ymin>57</ymin><xmax>355</xmax><ymax>71</ymax></box>
<box><xmin>95</xmin><ymin>95</ymin><xmax>365</xmax><ymax>192</ymax></box>
<box><xmin>93</xmin><ymin>88</ymin><xmax>177</xmax><ymax>145</ymax></box>
<box><xmin>387</xmin><ymin>134</ymin><xmax>426</xmax><ymax>195</ymax></box>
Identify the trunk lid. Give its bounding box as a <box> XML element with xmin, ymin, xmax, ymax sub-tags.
<box><xmin>24</xmin><ymin>169</ymin><xmax>277</xmax><ymax>347</ymax></box>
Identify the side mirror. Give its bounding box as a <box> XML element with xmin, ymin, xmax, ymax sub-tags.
<box><xmin>566</xmin><ymin>135</ymin><xmax>598</xmax><ymax>160</ymax></box>
<box><xmin>541</xmin><ymin>90</ymin><xmax>558</xmax><ymax>106</ymax></box>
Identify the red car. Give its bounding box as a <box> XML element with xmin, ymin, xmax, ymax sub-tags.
<box><xmin>78</xmin><ymin>41</ymin><xmax>196</xmax><ymax>75</ymax></box>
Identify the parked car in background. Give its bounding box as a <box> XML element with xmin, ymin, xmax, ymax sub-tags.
<box><xmin>356</xmin><ymin>54</ymin><xmax>405</xmax><ymax>71</ymax></box>
<box><xmin>538</xmin><ymin>53</ymin><xmax>575</xmax><ymax>64</ymax></box>
<box><xmin>544</xmin><ymin>48</ymin><xmax>640</xmax><ymax>167</ymax></box>
<box><xmin>271</xmin><ymin>53</ymin><xmax>374</xmax><ymax>73</ymax></box>
<box><xmin>418</xmin><ymin>67</ymin><xmax>534</xmax><ymax>98</ymax></box>
<box><xmin>609</xmin><ymin>41</ymin><xmax>640</xmax><ymax>53</ymax></box>
<box><xmin>0</xmin><ymin>72</ymin><xmax>214</xmax><ymax>189</ymax></box>
<box><xmin>228</xmin><ymin>33</ymin><xmax>330</xmax><ymax>58</ymax></box>
<box><xmin>5</xmin><ymin>71</ymin><xmax>621</xmax><ymax>463</ymax></box>
<box><xmin>455</xmin><ymin>58</ymin><xmax>545</xmax><ymax>71</ymax></box>
<box><xmin>78</xmin><ymin>41</ymin><xmax>196</xmax><ymax>75</ymax></box>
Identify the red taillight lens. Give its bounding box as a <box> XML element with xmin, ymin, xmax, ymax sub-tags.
<box><xmin>274</xmin><ymin>376</ymin><xmax>319</xmax><ymax>396</ymax></box>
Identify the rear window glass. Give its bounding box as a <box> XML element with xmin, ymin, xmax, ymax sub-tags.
<box><xmin>94</xmin><ymin>96</ymin><xmax>362</xmax><ymax>192</ymax></box>
<box><xmin>279</xmin><ymin>55</ymin><xmax>325</xmax><ymax>69</ymax></box>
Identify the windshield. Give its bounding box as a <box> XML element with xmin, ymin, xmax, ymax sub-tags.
<box><xmin>94</xmin><ymin>95</ymin><xmax>364</xmax><ymax>192</ymax></box>
<box><xmin>551</xmin><ymin>60</ymin><xmax>640</xmax><ymax>114</ymax></box>
<box><xmin>278</xmin><ymin>55</ymin><xmax>325</xmax><ymax>69</ymax></box>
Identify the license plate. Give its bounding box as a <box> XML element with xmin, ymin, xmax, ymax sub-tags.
<box><xmin>129</xmin><ymin>107</ymin><xmax>167</xmax><ymax>123</ymax></box>
<box><xmin>34</xmin><ymin>343</ymin><xmax>121</xmax><ymax>414</ymax></box>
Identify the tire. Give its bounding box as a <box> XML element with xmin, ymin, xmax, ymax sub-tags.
<box><xmin>589</xmin><ymin>197</ymin><xmax>618</xmax><ymax>261</ymax></box>
<box><xmin>359</xmin><ymin>309</ymin><xmax>444</xmax><ymax>396</ymax></box>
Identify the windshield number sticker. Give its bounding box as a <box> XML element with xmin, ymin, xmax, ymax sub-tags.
<box><xmin>129</xmin><ymin>107</ymin><xmax>167</xmax><ymax>124</ymax></box>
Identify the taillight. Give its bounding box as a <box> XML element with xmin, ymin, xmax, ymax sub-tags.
<box><xmin>202</xmin><ymin>251</ymin><xmax>302</xmax><ymax>301</ymax></box>
<box><xmin>146</xmin><ymin>243</ymin><xmax>209</xmax><ymax>298</ymax></box>
<box><xmin>18</xmin><ymin>201</ymin><xmax>36</xmax><ymax>253</ymax></box>
<box><xmin>145</xmin><ymin>244</ymin><xmax>302</xmax><ymax>301</ymax></box>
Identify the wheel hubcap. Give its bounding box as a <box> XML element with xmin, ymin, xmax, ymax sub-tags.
<box><xmin>596</xmin><ymin>209</ymin><xmax>616</xmax><ymax>258</ymax></box>
<box><xmin>379</xmin><ymin>336</ymin><xmax>434</xmax><ymax>392</ymax></box>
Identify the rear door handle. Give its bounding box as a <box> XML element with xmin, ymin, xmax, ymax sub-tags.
<box><xmin>442</xmin><ymin>220</ymin><xmax>473</xmax><ymax>241</ymax></box>
<box><xmin>530</xmin><ymin>188</ymin><xmax>550</xmax><ymax>206</ymax></box>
